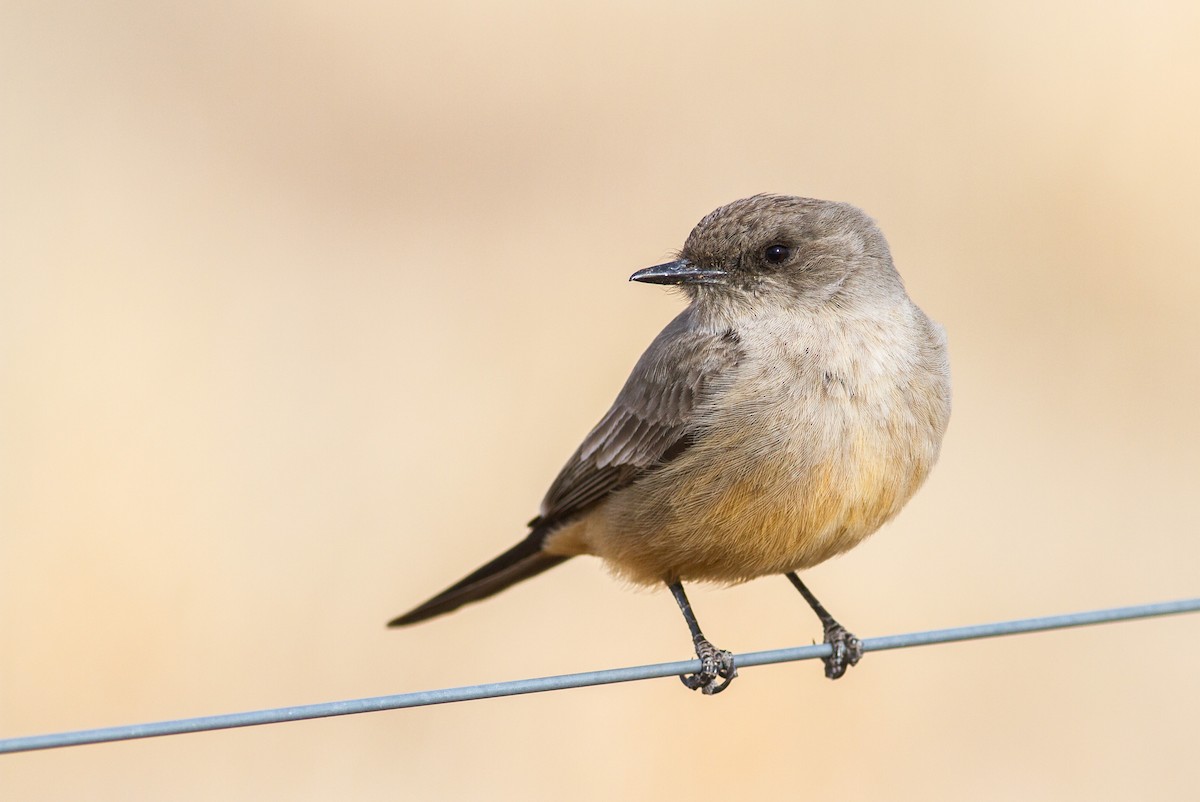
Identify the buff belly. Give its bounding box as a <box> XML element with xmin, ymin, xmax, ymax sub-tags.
<box><xmin>545</xmin><ymin>391</ymin><xmax>939</xmax><ymax>586</ymax></box>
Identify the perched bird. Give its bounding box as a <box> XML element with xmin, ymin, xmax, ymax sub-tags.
<box><xmin>390</xmin><ymin>195</ymin><xmax>951</xmax><ymax>694</ymax></box>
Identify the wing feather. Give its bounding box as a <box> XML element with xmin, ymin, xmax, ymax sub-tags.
<box><xmin>537</xmin><ymin>312</ymin><xmax>741</xmax><ymax>526</ymax></box>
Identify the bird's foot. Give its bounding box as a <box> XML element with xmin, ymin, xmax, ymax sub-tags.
<box><xmin>821</xmin><ymin>623</ymin><xmax>862</xmax><ymax>680</ymax></box>
<box><xmin>679</xmin><ymin>636</ymin><xmax>737</xmax><ymax>695</ymax></box>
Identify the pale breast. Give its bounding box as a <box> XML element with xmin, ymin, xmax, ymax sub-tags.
<box><xmin>565</xmin><ymin>300</ymin><xmax>950</xmax><ymax>586</ymax></box>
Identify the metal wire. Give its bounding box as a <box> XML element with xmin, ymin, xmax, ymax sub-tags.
<box><xmin>2</xmin><ymin>596</ymin><xmax>1198</xmax><ymax>755</ymax></box>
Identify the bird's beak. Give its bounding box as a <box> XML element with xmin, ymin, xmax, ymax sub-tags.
<box><xmin>629</xmin><ymin>259</ymin><xmax>727</xmax><ymax>286</ymax></box>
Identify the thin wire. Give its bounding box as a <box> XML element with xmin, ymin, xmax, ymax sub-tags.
<box><xmin>2</xmin><ymin>597</ymin><xmax>1198</xmax><ymax>755</ymax></box>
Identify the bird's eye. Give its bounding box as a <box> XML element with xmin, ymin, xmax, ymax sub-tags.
<box><xmin>763</xmin><ymin>244</ymin><xmax>791</xmax><ymax>265</ymax></box>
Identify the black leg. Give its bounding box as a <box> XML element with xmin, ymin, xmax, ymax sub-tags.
<box><xmin>785</xmin><ymin>572</ymin><xmax>862</xmax><ymax>680</ymax></box>
<box><xmin>668</xmin><ymin>581</ymin><xmax>736</xmax><ymax>695</ymax></box>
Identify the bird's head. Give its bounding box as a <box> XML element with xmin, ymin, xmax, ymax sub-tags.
<box><xmin>631</xmin><ymin>194</ymin><xmax>900</xmax><ymax>312</ymax></box>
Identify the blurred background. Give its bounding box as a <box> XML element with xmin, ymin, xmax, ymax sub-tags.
<box><xmin>3</xmin><ymin>3</ymin><xmax>1199</xmax><ymax>799</ymax></box>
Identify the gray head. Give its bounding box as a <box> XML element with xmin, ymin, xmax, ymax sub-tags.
<box><xmin>631</xmin><ymin>195</ymin><xmax>902</xmax><ymax>311</ymax></box>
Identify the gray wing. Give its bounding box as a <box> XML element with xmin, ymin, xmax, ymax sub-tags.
<box><xmin>390</xmin><ymin>309</ymin><xmax>741</xmax><ymax>628</ymax></box>
<box><xmin>535</xmin><ymin>310</ymin><xmax>741</xmax><ymax>527</ymax></box>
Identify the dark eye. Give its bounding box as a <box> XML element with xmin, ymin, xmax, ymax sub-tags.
<box><xmin>763</xmin><ymin>244</ymin><xmax>790</xmax><ymax>265</ymax></box>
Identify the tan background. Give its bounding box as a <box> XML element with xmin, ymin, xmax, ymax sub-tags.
<box><xmin>3</xmin><ymin>3</ymin><xmax>1199</xmax><ymax>800</ymax></box>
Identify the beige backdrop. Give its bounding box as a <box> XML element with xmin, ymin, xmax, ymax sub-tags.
<box><xmin>3</xmin><ymin>3</ymin><xmax>1199</xmax><ymax>800</ymax></box>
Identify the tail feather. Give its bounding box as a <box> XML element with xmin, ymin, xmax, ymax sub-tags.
<box><xmin>388</xmin><ymin>528</ymin><xmax>570</xmax><ymax>627</ymax></box>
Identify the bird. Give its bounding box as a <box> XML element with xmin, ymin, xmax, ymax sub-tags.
<box><xmin>389</xmin><ymin>194</ymin><xmax>951</xmax><ymax>694</ymax></box>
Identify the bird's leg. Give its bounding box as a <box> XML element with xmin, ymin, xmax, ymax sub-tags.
<box><xmin>668</xmin><ymin>581</ymin><xmax>736</xmax><ymax>695</ymax></box>
<box><xmin>785</xmin><ymin>572</ymin><xmax>862</xmax><ymax>680</ymax></box>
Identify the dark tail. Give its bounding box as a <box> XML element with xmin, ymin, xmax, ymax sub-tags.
<box><xmin>387</xmin><ymin>527</ymin><xmax>570</xmax><ymax>627</ymax></box>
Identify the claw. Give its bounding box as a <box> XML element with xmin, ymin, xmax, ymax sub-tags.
<box><xmin>680</xmin><ymin>636</ymin><xmax>737</xmax><ymax>694</ymax></box>
<box><xmin>822</xmin><ymin>623</ymin><xmax>862</xmax><ymax>680</ymax></box>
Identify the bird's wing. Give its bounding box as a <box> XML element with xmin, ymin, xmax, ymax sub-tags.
<box><xmin>535</xmin><ymin>310</ymin><xmax>742</xmax><ymax>526</ymax></box>
<box><xmin>390</xmin><ymin>310</ymin><xmax>741</xmax><ymax>627</ymax></box>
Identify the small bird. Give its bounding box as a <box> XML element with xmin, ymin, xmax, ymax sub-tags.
<box><xmin>390</xmin><ymin>195</ymin><xmax>951</xmax><ymax>694</ymax></box>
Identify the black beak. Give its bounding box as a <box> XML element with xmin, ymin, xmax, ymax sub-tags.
<box><xmin>629</xmin><ymin>259</ymin><xmax>727</xmax><ymax>286</ymax></box>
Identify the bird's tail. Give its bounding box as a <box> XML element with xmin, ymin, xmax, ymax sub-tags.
<box><xmin>387</xmin><ymin>526</ymin><xmax>570</xmax><ymax>627</ymax></box>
